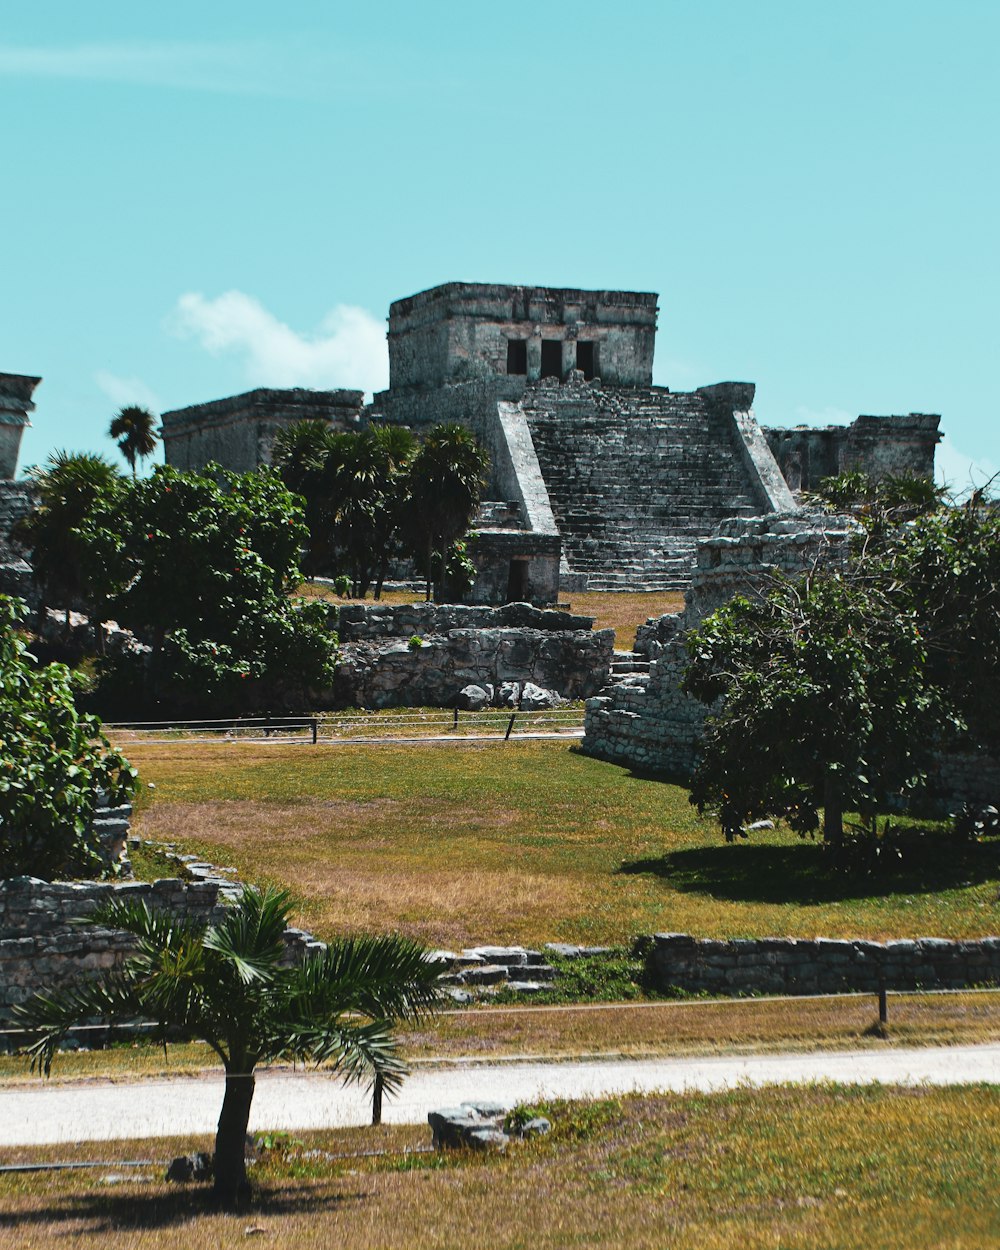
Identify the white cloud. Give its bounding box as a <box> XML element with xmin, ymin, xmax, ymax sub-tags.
<box><xmin>935</xmin><ymin>435</ymin><xmax>1000</xmax><ymax>499</ymax></box>
<box><xmin>95</xmin><ymin>370</ymin><xmax>161</xmax><ymax>412</ymax></box>
<box><xmin>169</xmin><ymin>291</ymin><xmax>388</xmax><ymax>398</ymax></box>
<box><xmin>0</xmin><ymin>40</ymin><xmax>317</xmax><ymax>97</ymax></box>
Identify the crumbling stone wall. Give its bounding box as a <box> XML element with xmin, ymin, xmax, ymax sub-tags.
<box><xmin>581</xmin><ymin>512</ymin><xmax>857</xmax><ymax>774</ymax></box>
<box><xmin>334</xmin><ymin>625</ymin><xmax>613</xmax><ymax>709</ymax></box>
<box><xmin>332</xmin><ymin>601</ymin><xmax>595</xmax><ymax>641</ymax></box>
<box><xmin>646</xmin><ymin>931</ymin><xmax>1000</xmax><ymax>996</ymax></box>
<box><xmin>330</xmin><ymin>601</ymin><xmax>610</xmax><ymax>709</ymax></box>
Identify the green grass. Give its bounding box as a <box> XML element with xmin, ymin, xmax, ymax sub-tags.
<box><xmin>120</xmin><ymin>739</ymin><xmax>1000</xmax><ymax>948</ymax></box>
<box><xmin>2</xmin><ymin>1087</ymin><xmax>999</xmax><ymax>1248</ymax></box>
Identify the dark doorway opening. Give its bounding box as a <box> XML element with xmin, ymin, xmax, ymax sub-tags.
<box><xmin>576</xmin><ymin>341</ymin><xmax>596</xmax><ymax>380</ymax></box>
<box><xmin>540</xmin><ymin>340</ymin><xmax>562</xmax><ymax>380</ymax></box>
<box><xmin>506</xmin><ymin>339</ymin><xmax>527</xmax><ymax>375</ymax></box>
<box><xmin>506</xmin><ymin>559</ymin><xmax>529</xmax><ymax>602</ymax></box>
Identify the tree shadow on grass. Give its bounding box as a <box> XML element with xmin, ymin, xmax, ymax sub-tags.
<box><xmin>0</xmin><ymin>1182</ymin><xmax>367</xmax><ymax>1232</ymax></box>
<box><xmin>618</xmin><ymin>838</ymin><xmax>1000</xmax><ymax>905</ymax></box>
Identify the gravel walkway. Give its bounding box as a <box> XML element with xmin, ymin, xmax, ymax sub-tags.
<box><xmin>3</xmin><ymin>1043</ymin><xmax>1000</xmax><ymax>1146</ymax></box>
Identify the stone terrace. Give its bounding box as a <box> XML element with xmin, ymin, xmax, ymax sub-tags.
<box><xmin>521</xmin><ymin>383</ymin><xmax>763</xmax><ymax>591</ymax></box>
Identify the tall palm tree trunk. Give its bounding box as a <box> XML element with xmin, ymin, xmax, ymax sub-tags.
<box><xmin>214</xmin><ymin>1069</ymin><xmax>256</xmax><ymax>1205</ymax></box>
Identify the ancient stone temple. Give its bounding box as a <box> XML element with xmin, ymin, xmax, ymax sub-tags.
<box><xmin>160</xmin><ymin>281</ymin><xmax>942</xmax><ymax>603</ymax></box>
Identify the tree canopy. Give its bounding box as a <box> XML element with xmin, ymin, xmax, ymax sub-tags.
<box><xmin>15</xmin><ymin>885</ymin><xmax>442</xmax><ymax>1205</ymax></box>
<box><xmin>273</xmin><ymin>420</ymin><xmax>488</xmax><ymax>601</ymax></box>
<box><xmin>0</xmin><ymin>595</ymin><xmax>136</xmax><ymax>879</ymax></box>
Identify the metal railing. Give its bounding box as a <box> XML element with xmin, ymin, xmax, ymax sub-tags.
<box><xmin>103</xmin><ymin>706</ymin><xmax>586</xmax><ymax>745</ymax></box>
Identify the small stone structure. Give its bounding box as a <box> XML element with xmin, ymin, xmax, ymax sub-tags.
<box><xmin>330</xmin><ymin>601</ymin><xmax>612</xmax><ymax>709</ymax></box>
<box><xmin>646</xmin><ymin>931</ymin><xmax>1000</xmax><ymax>996</ymax></box>
<box><xmin>765</xmin><ymin>414</ymin><xmax>943</xmax><ymax>493</ymax></box>
<box><xmin>160</xmin><ymin>387</ymin><xmax>364</xmax><ymax>473</ymax></box>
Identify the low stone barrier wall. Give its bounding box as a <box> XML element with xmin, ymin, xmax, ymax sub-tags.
<box><xmin>646</xmin><ymin>931</ymin><xmax>1000</xmax><ymax>996</ymax></box>
<box><xmin>0</xmin><ymin>876</ymin><xmax>233</xmax><ymax>1020</ymax></box>
<box><xmin>332</xmin><ymin>601</ymin><xmax>595</xmax><ymax>642</ymax></box>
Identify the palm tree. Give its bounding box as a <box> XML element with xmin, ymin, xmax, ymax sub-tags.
<box><xmin>108</xmin><ymin>405</ymin><xmax>159</xmax><ymax>477</ymax></box>
<box><xmin>14</xmin><ymin>886</ymin><xmax>442</xmax><ymax>1206</ymax></box>
<box><xmin>404</xmin><ymin>424</ymin><xmax>489</xmax><ymax>601</ymax></box>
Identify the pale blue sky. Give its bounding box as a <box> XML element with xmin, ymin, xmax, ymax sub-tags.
<box><xmin>4</xmin><ymin>1</ymin><xmax>997</xmax><ymax>489</ymax></box>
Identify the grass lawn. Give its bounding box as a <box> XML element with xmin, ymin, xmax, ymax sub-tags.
<box><xmin>2</xmin><ymin>1087</ymin><xmax>999</xmax><ymax>1248</ymax></box>
<box><xmin>123</xmin><ymin>739</ymin><xmax>1000</xmax><ymax>948</ymax></box>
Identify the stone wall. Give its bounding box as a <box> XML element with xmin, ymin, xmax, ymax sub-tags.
<box><xmin>0</xmin><ymin>373</ymin><xmax>40</xmax><ymax>480</ymax></box>
<box><xmin>332</xmin><ymin>600</ymin><xmax>595</xmax><ymax>641</ymax></box>
<box><xmin>0</xmin><ymin>480</ymin><xmax>38</xmax><ymax>604</ymax></box>
<box><xmin>647</xmin><ymin>931</ymin><xmax>1000</xmax><ymax>996</ymax></box>
<box><xmin>334</xmin><ymin>625</ymin><xmax>613</xmax><ymax>709</ymax></box>
<box><xmin>0</xmin><ymin>876</ymin><xmax>232</xmax><ymax>1020</ymax></box>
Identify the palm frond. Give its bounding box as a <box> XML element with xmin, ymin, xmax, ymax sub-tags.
<box><xmin>202</xmin><ymin>886</ymin><xmax>291</xmax><ymax>983</ymax></box>
<box><xmin>11</xmin><ymin>970</ymin><xmax>144</xmax><ymax>1076</ymax></box>
<box><xmin>291</xmin><ymin>934</ymin><xmax>444</xmax><ymax>1023</ymax></box>
<box><xmin>281</xmin><ymin>1017</ymin><xmax>409</xmax><ymax>1095</ymax></box>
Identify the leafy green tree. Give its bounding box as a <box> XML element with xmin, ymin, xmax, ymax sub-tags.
<box><xmin>403</xmin><ymin>424</ymin><xmax>489</xmax><ymax>601</ymax></box>
<box><xmin>108</xmin><ymin>404</ymin><xmax>159</xmax><ymax>477</ymax></box>
<box><xmin>81</xmin><ymin>465</ymin><xmax>337</xmax><ymax>715</ymax></box>
<box><xmin>684</xmin><ymin>573</ymin><xmax>950</xmax><ymax>852</ymax></box>
<box><xmin>14</xmin><ymin>886</ymin><xmax>442</xmax><ymax>1206</ymax></box>
<box><xmin>16</xmin><ymin>451</ymin><xmax>121</xmax><ymax>631</ymax></box>
<box><xmin>0</xmin><ymin>595</ymin><xmax>136</xmax><ymax>878</ymax></box>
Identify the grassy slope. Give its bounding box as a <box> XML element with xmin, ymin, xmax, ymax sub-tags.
<box><xmin>125</xmin><ymin>739</ymin><xmax>1000</xmax><ymax>947</ymax></box>
<box><xmin>2</xmin><ymin>1088</ymin><xmax>999</xmax><ymax>1249</ymax></box>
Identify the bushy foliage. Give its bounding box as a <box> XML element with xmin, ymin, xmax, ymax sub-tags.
<box><xmin>0</xmin><ymin>596</ymin><xmax>136</xmax><ymax>878</ymax></box>
<box><xmin>81</xmin><ymin>465</ymin><xmax>337</xmax><ymax>715</ymax></box>
<box><xmin>403</xmin><ymin>424</ymin><xmax>489</xmax><ymax>601</ymax></box>
<box><xmin>272</xmin><ymin>421</ymin><xmax>416</xmax><ymax>595</ymax></box>
<box><xmin>272</xmin><ymin>420</ymin><xmax>489</xmax><ymax>603</ymax></box>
